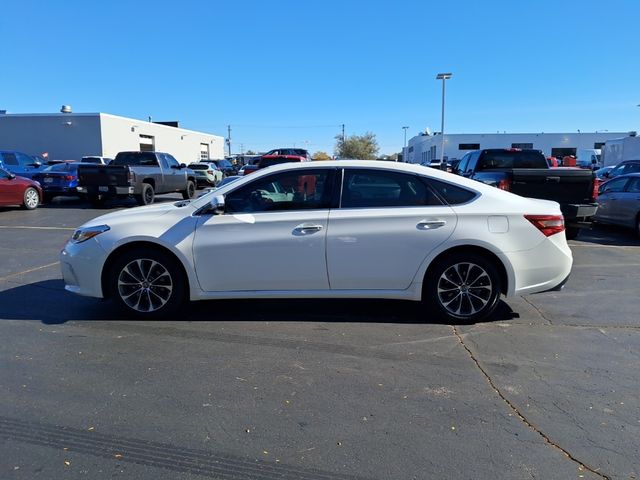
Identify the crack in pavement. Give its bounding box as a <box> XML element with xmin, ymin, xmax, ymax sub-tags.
<box><xmin>452</xmin><ymin>326</ymin><xmax>611</xmax><ymax>480</ymax></box>
<box><xmin>522</xmin><ymin>296</ymin><xmax>554</xmax><ymax>325</ymax></box>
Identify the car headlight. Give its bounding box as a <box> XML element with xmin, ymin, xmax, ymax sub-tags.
<box><xmin>70</xmin><ymin>225</ymin><xmax>110</xmax><ymax>244</ymax></box>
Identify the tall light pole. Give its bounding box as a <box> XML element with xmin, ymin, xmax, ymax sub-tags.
<box><xmin>436</xmin><ymin>73</ymin><xmax>452</xmax><ymax>167</ymax></box>
<box><xmin>402</xmin><ymin>126</ymin><xmax>409</xmax><ymax>162</ymax></box>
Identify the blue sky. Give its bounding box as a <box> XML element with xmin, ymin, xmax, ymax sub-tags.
<box><xmin>1</xmin><ymin>0</ymin><xmax>639</xmax><ymax>155</ymax></box>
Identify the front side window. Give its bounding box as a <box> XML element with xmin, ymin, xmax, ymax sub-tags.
<box><xmin>341</xmin><ymin>169</ymin><xmax>442</xmax><ymax>208</ymax></box>
<box><xmin>164</xmin><ymin>154</ymin><xmax>180</xmax><ymax>168</ymax></box>
<box><xmin>626</xmin><ymin>177</ymin><xmax>640</xmax><ymax>193</ymax></box>
<box><xmin>225</xmin><ymin>169</ymin><xmax>331</xmax><ymax>213</ymax></box>
<box><xmin>600</xmin><ymin>178</ymin><xmax>629</xmax><ymax>194</ymax></box>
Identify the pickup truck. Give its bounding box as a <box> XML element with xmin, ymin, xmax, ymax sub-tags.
<box><xmin>77</xmin><ymin>151</ymin><xmax>196</xmax><ymax>206</ymax></box>
<box><xmin>452</xmin><ymin>149</ymin><xmax>598</xmax><ymax>239</ymax></box>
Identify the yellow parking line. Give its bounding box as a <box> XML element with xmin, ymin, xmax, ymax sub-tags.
<box><xmin>0</xmin><ymin>226</ymin><xmax>75</xmax><ymax>231</ymax></box>
<box><xmin>0</xmin><ymin>262</ymin><xmax>60</xmax><ymax>282</ymax></box>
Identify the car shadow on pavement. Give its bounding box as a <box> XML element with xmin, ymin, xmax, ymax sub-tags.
<box><xmin>574</xmin><ymin>224</ymin><xmax>640</xmax><ymax>246</ymax></box>
<box><xmin>0</xmin><ymin>280</ymin><xmax>520</xmax><ymax>326</ymax></box>
<box><xmin>41</xmin><ymin>196</ymin><xmax>178</xmax><ymax>210</ymax></box>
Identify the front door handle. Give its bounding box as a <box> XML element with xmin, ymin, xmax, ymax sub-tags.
<box><xmin>293</xmin><ymin>223</ymin><xmax>324</xmax><ymax>235</ymax></box>
<box><xmin>417</xmin><ymin>220</ymin><xmax>446</xmax><ymax>230</ymax></box>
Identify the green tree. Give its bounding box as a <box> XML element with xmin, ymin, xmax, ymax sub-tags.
<box><xmin>334</xmin><ymin>132</ymin><xmax>379</xmax><ymax>159</ymax></box>
<box><xmin>312</xmin><ymin>151</ymin><xmax>332</xmax><ymax>160</ymax></box>
<box><xmin>245</xmin><ymin>150</ymin><xmax>257</xmax><ymax>155</ymax></box>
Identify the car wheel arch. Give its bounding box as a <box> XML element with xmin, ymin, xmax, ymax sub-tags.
<box><xmin>421</xmin><ymin>245</ymin><xmax>510</xmax><ymax>298</ymax></box>
<box><xmin>101</xmin><ymin>240</ymin><xmax>192</xmax><ymax>299</ymax></box>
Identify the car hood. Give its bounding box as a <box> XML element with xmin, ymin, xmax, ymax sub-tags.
<box><xmin>80</xmin><ymin>201</ymin><xmax>193</xmax><ymax>228</ymax></box>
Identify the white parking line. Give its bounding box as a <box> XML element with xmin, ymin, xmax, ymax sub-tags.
<box><xmin>0</xmin><ymin>225</ymin><xmax>75</xmax><ymax>231</ymax></box>
<box><xmin>0</xmin><ymin>262</ymin><xmax>60</xmax><ymax>282</ymax></box>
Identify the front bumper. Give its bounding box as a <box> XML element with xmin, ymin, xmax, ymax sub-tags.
<box><xmin>60</xmin><ymin>238</ymin><xmax>108</xmax><ymax>298</ymax></box>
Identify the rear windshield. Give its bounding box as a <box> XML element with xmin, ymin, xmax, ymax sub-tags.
<box><xmin>189</xmin><ymin>164</ymin><xmax>209</xmax><ymax>170</ymax></box>
<box><xmin>478</xmin><ymin>150</ymin><xmax>547</xmax><ymax>169</ymax></box>
<box><xmin>215</xmin><ymin>160</ymin><xmax>233</xmax><ymax>169</ymax></box>
<box><xmin>259</xmin><ymin>157</ymin><xmax>301</xmax><ymax>168</ymax></box>
<box><xmin>113</xmin><ymin>152</ymin><xmax>158</xmax><ymax>166</ymax></box>
<box><xmin>43</xmin><ymin>163</ymin><xmax>78</xmax><ymax>172</ymax></box>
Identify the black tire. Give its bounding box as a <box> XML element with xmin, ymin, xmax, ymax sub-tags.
<box><xmin>108</xmin><ymin>247</ymin><xmax>186</xmax><ymax>319</ymax></box>
<box><xmin>182</xmin><ymin>180</ymin><xmax>196</xmax><ymax>200</ymax></box>
<box><xmin>423</xmin><ymin>252</ymin><xmax>501</xmax><ymax>323</ymax></box>
<box><xmin>636</xmin><ymin>215</ymin><xmax>640</xmax><ymax>239</ymax></box>
<box><xmin>565</xmin><ymin>227</ymin><xmax>580</xmax><ymax>240</ymax></box>
<box><xmin>22</xmin><ymin>187</ymin><xmax>40</xmax><ymax>210</ymax></box>
<box><xmin>136</xmin><ymin>183</ymin><xmax>155</xmax><ymax>206</ymax></box>
<box><xmin>43</xmin><ymin>193</ymin><xmax>54</xmax><ymax>204</ymax></box>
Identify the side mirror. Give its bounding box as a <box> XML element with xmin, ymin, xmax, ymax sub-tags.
<box><xmin>30</xmin><ymin>162</ymin><xmax>42</xmax><ymax>168</ymax></box>
<box><xmin>8</xmin><ymin>173</ymin><xmax>16</xmax><ymax>180</ymax></box>
<box><xmin>180</xmin><ymin>163</ymin><xmax>187</xmax><ymax>169</ymax></box>
<box><xmin>209</xmin><ymin>195</ymin><xmax>225</xmax><ymax>215</ymax></box>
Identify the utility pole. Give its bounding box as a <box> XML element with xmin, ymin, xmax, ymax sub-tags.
<box><xmin>436</xmin><ymin>73</ymin><xmax>452</xmax><ymax>167</ymax></box>
<box><xmin>227</xmin><ymin>125</ymin><xmax>232</xmax><ymax>157</ymax></box>
<box><xmin>401</xmin><ymin>126</ymin><xmax>410</xmax><ymax>163</ymax></box>
<box><xmin>341</xmin><ymin>124</ymin><xmax>345</xmax><ymax>145</ymax></box>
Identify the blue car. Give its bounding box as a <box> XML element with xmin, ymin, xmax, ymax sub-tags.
<box><xmin>32</xmin><ymin>162</ymin><xmax>81</xmax><ymax>202</ymax></box>
<box><xmin>0</xmin><ymin>150</ymin><xmax>45</xmax><ymax>179</ymax></box>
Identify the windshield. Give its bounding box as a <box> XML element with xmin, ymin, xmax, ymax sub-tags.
<box><xmin>113</xmin><ymin>152</ymin><xmax>158</xmax><ymax>166</ymax></box>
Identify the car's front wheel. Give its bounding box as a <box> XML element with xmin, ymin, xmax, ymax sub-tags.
<box><xmin>424</xmin><ymin>253</ymin><xmax>501</xmax><ymax>323</ymax></box>
<box><xmin>108</xmin><ymin>248</ymin><xmax>186</xmax><ymax>318</ymax></box>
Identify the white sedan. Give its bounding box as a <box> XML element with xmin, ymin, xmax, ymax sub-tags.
<box><xmin>61</xmin><ymin>161</ymin><xmax>572</xmax><ymax>322</ymax></box>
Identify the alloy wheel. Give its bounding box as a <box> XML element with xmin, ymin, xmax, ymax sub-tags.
<box><xmin>117</xmin><ymin>259</ymin><xmax>173</xmax><ymax>312</ymax></box>
<box><xmin>25</xmin><ymin>188</ymin><xmax>39</xmax><ymax>209</ymax></box>
<box><xmin>437</xmin><ymin>262</ymin><xmax>493</xmax><ymax>317</ymax></box>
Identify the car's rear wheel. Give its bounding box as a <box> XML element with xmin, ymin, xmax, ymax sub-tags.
<box><xmin>136</xmin><ymin>183</ymin><xmax>155</xmax><ymax>206</ymax></box>
<box><xmin>424</xmin><ymin>253</ymin><xmax>501</xmax><ymax>323</ymax></box>
<box><xmin>22</xmin><ymin>187</ymin><xmax>40</xmax><ymax>210</ymax></box>
<box><xmin>182</xmin><ymin>180</ymin><xmax>196</xmax><ymax>199</ymax></box>
<box><xmin>108</xmin><ymin>248</ymin><xmax>186</xmax><ymax>318</ymax></box>
<box><xmin>565</xmin><ymin>227</ymin><xmax>580</xmax><ymax>240</ymax></box>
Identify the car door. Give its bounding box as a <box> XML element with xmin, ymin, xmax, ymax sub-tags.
<box><xmin>596</xmin><ymin>177</ymin><xmax>630</xmax><ymax>224</ymax></box>
<box><xmin>163</xmin><ymin>154</ymin><xmax>185</xmax><ymax>192</ymax></box>
<box><xmin>326</xmin><ymin>168</ymin><xmax>457</xmax><ymax>290</ymax></box>
<box><xmin>1</xmin><ymin>152</ymin><xmax>24</xmax><ymax>177</ymax></box>
<box><xmin>615</xmin><ymin>177</ymin><xmax>640</xmax><ymax>228</ymax></box>
<box><xmin>0</xmin><ymin>168</ymin><xmax>24</xmax><ymax>205</ymax></box>
<box><xmin>192</xmin><ymin>168</ymin><xmax>335</xmax><ymax>292</ymax></box>
<box><xmin>16</xmin><ymin>152</ymin><xmax>40</xmax><ymax>178</ymax></box>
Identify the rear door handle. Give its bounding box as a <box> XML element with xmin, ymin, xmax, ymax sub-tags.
<box><xmin>417</xmin><ymin>220</ymin><xmax>446</xmax><ymax>230</ymax></box>
<box><xmin>293</xmin><ymin>223</ymin><xmax>324</xmax><ymax>235</ymax></box>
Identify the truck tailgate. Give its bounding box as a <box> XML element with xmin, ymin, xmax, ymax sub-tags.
<box><xmin>77</xmin><ymin>164</ymin><xmax>130</xmax><ymax>187</ymax></box>
<box><xmin>508</xmin><ymin>168</ymin><xmax>595</xmax><ymax>204</ymax></box>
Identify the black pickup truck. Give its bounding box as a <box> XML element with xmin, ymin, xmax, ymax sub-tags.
<box><xmin>452</xmin><ymin>149</ymin><xmax>598</xmax><ymax>239</ymax></box>
<box><xmin>77</xmin><ymin>151</ymin><xmax>197</xmax><ymax>206</ymax></box>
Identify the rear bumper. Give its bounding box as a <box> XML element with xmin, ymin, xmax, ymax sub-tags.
<box><xmin>77</xmin><ymin>185</ymin><xmax>134</xmax><ymax>196</ymax></box>
<box><xmin>561</xmin><ymin>203</ymin><xmax>598</xmax><ymax>225</ymax></box>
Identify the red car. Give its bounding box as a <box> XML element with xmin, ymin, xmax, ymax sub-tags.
<box><xmin>258</xmin><ymin>148</ymin><xmax>310</xmax><ymax>169</ymax></box>
<box><xmin>0</xmin><ymin>167</ymin><xmax>42</xmax><ymax>209</ymax></box>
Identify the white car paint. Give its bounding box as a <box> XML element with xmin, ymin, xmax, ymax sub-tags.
<box><xmin>61</xmin><ymin>160</ymin><xmax>573</xmax><ymax>320</ymax></box>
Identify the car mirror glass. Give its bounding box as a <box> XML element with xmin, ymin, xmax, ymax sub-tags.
<box><xmin>209</xmin><ymin>194</ymin><xmax>225</xmax><ymax>215</ymax></box>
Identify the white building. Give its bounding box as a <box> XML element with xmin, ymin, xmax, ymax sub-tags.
<box><xmin>0</xmin><ymin>110</ymin><xmax>225</xmax><ymax>163</ymax></box>
<box><xmin>403</xmin><ymin>131</ymin><xmax>630</xmax><ymax>164</ymax></box>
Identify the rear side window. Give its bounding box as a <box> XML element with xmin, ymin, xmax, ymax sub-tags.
<box><xmin>427</xmin><ymin>178</ymin><xmax>477</xmax><ymax>205</ymax></box>
<box><xmin>114</xmin><ymin>152</ymin><xmax>158</xmax><ymax>166</ymax></box>
<box><xmin>477</xmin><ymin>150</ymin><xmax>547</xmax><ymax>169</ymax></box>
<box><xmin>341</xmin><ymin>169</ymin><xmax>442</xmax><ymax>208</ymax></box>
<box><xmin>2</xmin><ymin>153</ymin><xmax>18</xmax><ymax>166</ymax></box>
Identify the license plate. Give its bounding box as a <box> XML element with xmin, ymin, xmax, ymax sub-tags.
<box><xmin>99</xmin><ymin>186</ymin><xmax>109</xmax><ymax>192</ymax></box>
<box><xmin>44</xmin><ymin>177</ymin><xmax>53</xmax><ymax>183</ymax></box>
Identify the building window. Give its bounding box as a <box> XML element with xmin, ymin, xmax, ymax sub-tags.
<box><xmin>458</xmin><ymin>143</ymin><xmax>480</xmax><ymax>150</ymax></box>
<box><xmin>594</xmin><ymin>142</ymin><xmax>605</xmax><ymax>149</ymax></box>
<box><xmin>139</xmin><ymin>134</ymin><xmax>155</xmax><ymax>152</ymax></box>
<box><xmin>551</xmin><ymin>147</ymin><xmax>576</xmax><ymax>159</ymax></box>
<box><xmin>408</xmin><ymin>146</ymin><xmax>414</xmax><ymax>153</ymax></box>
<box><xmin>511</xmin><ymin>143</ymin><xmax>533</xmax><ymax>149</ymax></box>
<box><xmin>200</xmin><ymin>143</ymin><xmax>210</xmax><ymax>160</ymax></box>
<box><xmin>430</xmin><ymin>145</ymin><xmax>436</xmax><ymax>161</ymax></box>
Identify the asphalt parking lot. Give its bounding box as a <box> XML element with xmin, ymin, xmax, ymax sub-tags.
<box><xmin>1</xmin><ymin>196</ymin><xmax>639</xmax><ymax>480</ymax></box>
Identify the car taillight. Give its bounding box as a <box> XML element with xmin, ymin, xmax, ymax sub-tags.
<box><xmin>207</xmin><ymin>170</ymin><xmax>213</xmax><ymax>174</ymax></box>
<box><xmin>128</xmin><ymin>170</ymin><xmax>135</xmax><ymax>184</ymax></box>
<box><xmin>497</xmin><ymin>178</ymin><xmax>511</xmax><ymax>191</ymax></box>
<box><xmin>524</xmin><ymin>214</ymin><xmax>565</xmax><ymax>237</ymax></box>
<box><xmin>64</xmin><ymin>175</ymin><xmax>74</xmax><ymax>181</ymax></box>
<box><xmin>592</xmin><ymin>178</ymin><xmax>600</xmax><ymax>200</ymax></box>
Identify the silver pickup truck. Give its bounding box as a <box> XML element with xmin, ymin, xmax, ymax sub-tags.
<box><xmin>77</xmin><ymin>151</ymin><xmax>197</xmax><ymax>206</ymax></box>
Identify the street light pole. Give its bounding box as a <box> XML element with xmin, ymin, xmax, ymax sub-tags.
<box><xmin>436</xmin><ymin>73</ymin><xmax>452</xmax><ymax>167</ymax></box>
<box><xmin>402</xmin><ymin>126</ymin><xmax>409</xmax><ymax>162</ymax></box>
